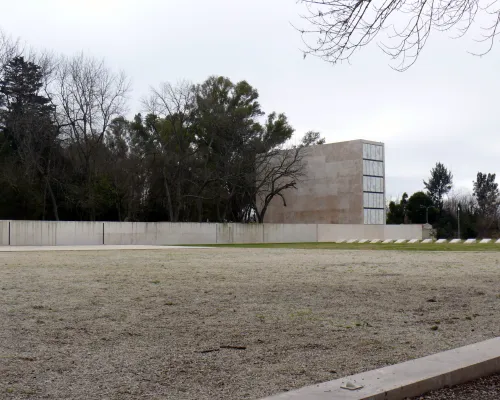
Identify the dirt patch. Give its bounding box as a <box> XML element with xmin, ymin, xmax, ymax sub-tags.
<box><xmin>0</xmin><ymin>249</ymin><xmax>499</xmax><ymax>399</ymax></box>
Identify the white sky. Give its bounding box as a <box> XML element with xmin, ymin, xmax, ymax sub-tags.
<box><xmin>2</xmin><ymin>0</ymin><xmax>499</xmax><ymax>199</ymax></box>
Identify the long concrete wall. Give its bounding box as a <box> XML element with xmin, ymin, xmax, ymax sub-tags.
<box><xmin>156</xmin><ymin>223</ymin><xmax>217</xmax><ymax>245</ymax></box>
<box><xmin>317</xmin><ymin>223</ymin><xmax>423</xmax><ymax>242</ymax></box>
<box><xmin>0</xmin><ymin>220</ymin><xmax>424</xmax><ymax>246</ymax></box>
<box><xmin>264</xmin><ymin>224</ymin><xmax>318</xmax><ymax>243</ymax></box>
<box><xmin>9</xmin><ymin>221</ymin><xmax>103</xmax><ymax>246</ymax></box>
<box><xmin>216</xmin><ymin>223</ymin><xmax>264</xmax><ymax>244</ymax></box>
<box><xmin>104</xmin><ymin>222</ymin><xmax>217</xmax><ymax>245</ymax></box>
<box><xmin>0</xmin><ymin>220</ymin><xmax>9</xmax><ymax>245</ymax></box>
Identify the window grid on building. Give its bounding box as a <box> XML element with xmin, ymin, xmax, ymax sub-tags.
<box><xmin>363</xmin><ymin>143</ymin><xmax>385</xmax><ymax>225</ymax></box>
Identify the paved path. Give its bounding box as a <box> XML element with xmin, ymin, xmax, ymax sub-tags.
<box><xmin>0</xmin><ymin>245</ymin><xmax>211</xmax><ymax>252</ymax></box>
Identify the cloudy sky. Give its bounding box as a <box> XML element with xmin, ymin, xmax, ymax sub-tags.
<box><xmin>2</xmin><ymin>0</ymin><xmax>499</xmax><ymax>199</ymax></box>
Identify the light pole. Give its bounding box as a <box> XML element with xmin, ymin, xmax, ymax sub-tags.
<box><xmin>420</xmin><ymin>205</ymin><xmax>432</xmax><ymax>224</ymax></box>
<box><xmin>457</xmin><ymin>205</ymin><xmax>461</xmax><ymax>239</ymax></box>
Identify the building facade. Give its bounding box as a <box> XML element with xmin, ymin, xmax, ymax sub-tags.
<box><xmin>262</xmin><ymin>139</ymin><xmax>386</xmax><ymax>225</ymax></box>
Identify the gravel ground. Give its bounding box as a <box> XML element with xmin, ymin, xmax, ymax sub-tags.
<box><xmin>0</xmin><ymin>249</ymin><xmax>499</xmax><ymax>400</ymax></box>
<box><xmin>411</xmin><ymin>374</ymin><xmax>500</xmax><ymax>399</ymax></box>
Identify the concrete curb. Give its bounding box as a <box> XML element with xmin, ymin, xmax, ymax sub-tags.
<box><xmin>259</xmin><ymin>337</ymin><xmax>500</xmax><ymax>400</ymax></box>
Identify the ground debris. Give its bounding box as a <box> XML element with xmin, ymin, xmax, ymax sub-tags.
<box><xmin>220</xmin><ymin>345</ymin><xmax>247</xmax><ymax>350</ymax></box>
<box><xmin>198</xmin><ymin>348</ymin><xmax>220</xmax><ymax>354</ymax></box>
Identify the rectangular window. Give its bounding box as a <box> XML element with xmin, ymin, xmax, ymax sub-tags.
<box><xmin>364</xmin><ymin>193</ymin><xmax>384</xmax><ymax>208</ymax></box>
<box><xmin>363</xmin><ymin>176</ymin><xmax>384</xmax><ymax>193</ymax></box>
<box><xmin>363</xmin><ymin>160</ymin><xmax>384</xmax><ymax>177</ymax></box>
<box><xmin>363</xmin><ymin>143</ymin><xmax>384</xmax><ymax>161</ymax></box>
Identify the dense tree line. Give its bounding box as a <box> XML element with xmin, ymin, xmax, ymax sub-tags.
<box><xmin>387</xmin><ymin>163</ymin><xmax>500</xmax><ymax>238</ymax></box>
<box><xmin>0</xmin><ymin>32</ymin><xmax>323</xmax><ymax>222</ymax></box>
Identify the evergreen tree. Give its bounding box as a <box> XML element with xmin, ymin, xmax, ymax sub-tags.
<box><xmin>423</xmin><ymin>162</ymin><xmax>453</xmax><ymax>210</ymax></box>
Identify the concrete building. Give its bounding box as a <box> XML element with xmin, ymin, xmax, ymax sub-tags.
<box><xmin>262</xmin><ymin>139</ymin><xmax>386</xmax><ymax>225</ymax></box>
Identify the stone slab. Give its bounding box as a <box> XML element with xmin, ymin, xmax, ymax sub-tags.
<box><xmin>370</xmin><ymin>239</ymin><xmax>381</xmax><ymax>244</ymax></box>
<box><xmin>479</xmin><ymin>239</ymin><xmax>492</xmax><ymax>244</ymax></box>
<box><xmin>435</xmin><ymin>239</ymin><xmax>447</xmax><ymax>244</ymax></box>
<box><xmin>335</xmin><ymin>239</ymin><xmax>346</xmax><ymax>244</ymax></box>
<box><xmin>260</xmin><ymin>337</ymin><xmax>500</xmax><ymax>400</ymax></box>
<box><xmin>346</xmin><ymin>239</ymin><xmax>358</xmax><ymax>244</ymax></box>
<box><xmin>421</xmin><ymin>239</ymin><xmax>433</xmax><ymax>244</ymax></box>
<box><xmin>496</xmin><ymin>239</ymin><xmax>500</xmax><ymax>244</ymax></box>
<box><xmin>464</xmin><ymin>239</ymin><xmax>476</xmax><ymax>244</ymax></box>
<box><xmin>449</xmin><ymin>239</ymin><xmax>462</xmax><ymax>244</ymax></box>
<box><xmin>408</xmin><ymin>239</ymin><xmax>420</xmax><ymax>244</ymax></box>
<box><xmin>357</xmin><ymin>239</ymin><xmax>369</xmax><ymax>244</ymax></box>
<box><xmin>0</xmin><ymin>245</ymin><xmax>212</xmax><ymax>252</ymax></box>
<box><xmin>382</xmin><ymin>239</ymin><xmax>394</xmax><ymax>244</ymax></box>
<box><xmin>394</xmin><ymin>239</ymin><xmax>407</xmax><ymax>244</ymax></box>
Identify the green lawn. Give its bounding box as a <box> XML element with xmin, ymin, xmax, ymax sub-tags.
<box><xmin>201</xmin><ymin>242</ymin><xmax>500</xmax><ymax>251</ymax></box>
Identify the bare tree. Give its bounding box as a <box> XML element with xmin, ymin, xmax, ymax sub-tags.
<box><xmin>252</xmin><ymin>146</ymin><xmax>307</xmax><ymax>223</ymax></box>
<box><xmin>298</xmin><ymin>0</ymin><xmax>500</xmax><ymax>70</ymax></box>
<box><xmin>0</xmin><ymin>29</ymin><xmax>20</xmax><ymax>70</ymax></box>
<box><xmin>52</xmin><ymin>53</ymin><xmax>130</xmax><ymax>219</ymax></box>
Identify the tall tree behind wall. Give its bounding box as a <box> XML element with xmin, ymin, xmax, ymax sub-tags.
<box><xmin>52</xmin><ymin>54</ymin><xmax>130</xmax><ymax>220</ymax></box>
<box><xmin>473</xmin><ymin>172</ymin><xmax>500</xmax><ymax>237</ymax></box>
<box><xmin>0</xmin><ymin>56</ymin><xmax>60</xmax><ymax>220</ymax></box>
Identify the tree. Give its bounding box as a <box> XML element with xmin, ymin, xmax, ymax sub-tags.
<box><xmin>191</xmin><ymin>76</ymin><xmax>266</xmax><ymax>222</ymax></box>
<box><xmin>473</xmin><ymin>173</ymin><xmax>499</xmax><ymax>216</ymax></box>
<box><xmin>297</xmin><ymin>0</ymin><xmax>500</xmax><ymax>70</ymax></box>
<box><xmin>0</xmin><ymin>29</ymin><xmax>20</xmax><ymax>71</ymax></box>
<box><xmin>406</xmin><ymin>191</ymin><xmax>435</xmax><ymax>224</ymax></box>
<box><xmin>142</xmin><ymin>81</ymin><xmax>198</xmax><ymax>222</ymax></box>
<box><xmin>423</xmin><ymin>162</ymin><xmax>453</xmax><ymax>211</ymax></box>
<box><xmin>53</xmin><ymin>54</ymin><xmax>130</xmax><ymax>220</ymax></box>
<box><xmin>444</xmin><ymin>191</ymin><xmax>478</xmax><ymax>239</ymax></box>
<box><xmin>0</xmin><ymin>56</ymin><xmax>60</xmax><ymax>220</ymax></box>
<box><xmin>253</xmin><ymin>145</ymin><xmax>306</xmax><ymax>223</ymax></box>
<box><xmin>473</xmin><ymin>172</ymin><xmax>499</xmax><ymax>236</ymax></box>
<box><xmin>386</xmin><ymin>193</ymin><xmax>408</xmax><ymax>224</ymax></box>
<box><xmin>301</xmin><ymin>131</ymin><xmax>325</xmax><ymax>146</ymax></box>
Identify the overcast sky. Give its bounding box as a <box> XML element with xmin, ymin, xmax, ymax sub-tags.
<box><xmin>2</xmin><ymin>0</ymin><xmax>499</xmax><ymax>199</ymax></box>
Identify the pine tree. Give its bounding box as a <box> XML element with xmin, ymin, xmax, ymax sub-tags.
<box><xmin>423</xmin><ymin>162</ymin><xmax>453</xmax><ymax>210</ymax></box>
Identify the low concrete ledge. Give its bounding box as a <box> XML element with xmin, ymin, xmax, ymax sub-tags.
<box><xmin>259</xmin><ymin>337</ymin><xmax>500</xmax><ymax>400</ymax></box>
<box><xmin>0</xmin><ymin>245</ymin><xmax>211</xmax><ymax>252</ymax></box>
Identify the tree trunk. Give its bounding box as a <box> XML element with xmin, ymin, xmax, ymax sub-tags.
<box><xmin>46</xmin><ymin>178</ymin><xmax>59</xmax><ymax>221</ymax></box>
<box><xmin>162</xmin><ymin>168</ymin><xmax>175</xmax><ymax>222</ymax></box>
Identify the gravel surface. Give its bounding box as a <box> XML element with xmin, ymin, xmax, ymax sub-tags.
<box><xmin>1</xmin><ymin>249</ymin><xmax>499</xmax><ymax>399</ymax></box>
<box><xmin>411</xmin><ymin>373</ymin><xmax>500</xmax><ymax>399</ymax></box>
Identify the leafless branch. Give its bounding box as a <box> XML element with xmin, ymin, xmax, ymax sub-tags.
<box><xmin>298</xmin><ymin>0</ymin><xmax>500</xmax><ymax>70</ymax></box>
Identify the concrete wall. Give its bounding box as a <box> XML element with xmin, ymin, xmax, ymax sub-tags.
<box><xmin>263</xmin><ymin>224</ymin><xmax>317</xmax><ymax>243</ymax></box>
<box><xmin>1</xmin><ymin>220</ymin><xmax>423</xmax><ymax>246</ymax></box>
<box><xmin>104</xmin><ymin>222</ymin><xmax>157</xmax><ymax>245</ymax></box>
<box><xmin>156</xmin><ymin>223</ymin><xmax>217</xmax><ymax>245</ymax></box>
<box><xmin>104</xmin><ymin>222</ymin><xmax>217</xmax><ymax>245</ymax></box>
<box><xmin>383</xmin><ymin>224</ymin><xmax>423</xmax><ymax>240</ymax></box>
<box><xmin>317</xmin><ymin>224</ymin><xmax>423</xmax><ymax>242</ymax></box>
<box><xmin>0</xmin><ymin>220</ymin><xmax>9</xmax><ymax>245</ymax></box>
<box><xmin>9</xmin><ymin>221</ymin><xmax>103</xmax><ymax>246</ymax></box>
<box><xmin>216</xmin><ymin>223</ymin><xmax>264</xmax><ymax>244</ymax></box>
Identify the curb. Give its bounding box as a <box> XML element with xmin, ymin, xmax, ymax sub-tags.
<box><xmin>259</xmin><ymin>337</ymin><xmax>500</xmax><ymax>400</ymax></box>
